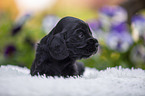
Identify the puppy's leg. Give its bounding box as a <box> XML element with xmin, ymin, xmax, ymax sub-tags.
<box><xmin>30</xmin><ymin>61</ymin><xmax>39</xmax><ymax>76</ymax></box>
<box><xmin>76</xmin><ymin>62</ymin><xmax>85</xmax><ymax>76</ymax></box>
<box><xmin>30</xmin><ymin>62</ymin><xmax>36</xmax><ymax>76</ymax></box>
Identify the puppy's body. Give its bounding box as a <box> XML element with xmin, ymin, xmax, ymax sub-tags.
<box><xmin>31</xmin><ymin>48</ymin><xmax>82</xmax><ymax>77</ymax></box>
<box><xmin>30</xmin><ymin>17</ymin><xmax>98</xmax><ymax>77</ymax></box>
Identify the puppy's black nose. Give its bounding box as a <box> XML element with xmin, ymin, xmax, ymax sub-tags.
<box><xmin>87</xmin><ymin>38</ymin><xmax>95</xmax><ymax>44</ymax></box>
<box><xmin>95</xmin><ymin>43</ymin><xmax>99</xmax><ymax>47</ymax></box>
<box><xmin>87</xmin><ymin>38</ymin><xmax>98</xmax><ymax>44</ymax></box>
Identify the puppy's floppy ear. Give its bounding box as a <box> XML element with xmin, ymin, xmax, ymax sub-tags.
<box><xmin>49</xmin><ymin>34</ymin><xmax>69</xmax><ymax>60</ymax></box>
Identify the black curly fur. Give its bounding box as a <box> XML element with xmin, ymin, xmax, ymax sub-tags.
<box><xmin>30</xmin><ymin>16</ymin><xmax>98</xmax><ymax>77</ymax></box>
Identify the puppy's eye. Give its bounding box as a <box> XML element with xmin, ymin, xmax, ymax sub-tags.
<box><xmin>78</xmin><ymin>32</ymin><xmax>84</xmax><ymax>39</ymax></box>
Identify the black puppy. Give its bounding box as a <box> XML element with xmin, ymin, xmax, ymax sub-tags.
<box><xmin>30</xmin><ymin>16</ymin><xmax>99</xmax><ymax>77</ymax></box>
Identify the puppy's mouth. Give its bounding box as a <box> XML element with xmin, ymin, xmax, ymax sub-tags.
<box><xmin>67</xmin><ymin>38</ymin><xmax>99</xmax><ymax>59</ymax></box>
<box><xmin>84</xmin><ymin>44</ymin><xmax>98</xmax><ymax>55</ymax></box>
<box><xmin>77</xmin><ymin>38</ymin><xmax>99</xmax><ymax>54</ymax></box>
<box><xmin>76</xmin><ymin>43</ymin><xmax>98</xmax><ymax>58</ymax></box>
<box><xmin>86</xmin><ymin>45</ymin><xmax>98</xmax><ymax>53</ymax></box>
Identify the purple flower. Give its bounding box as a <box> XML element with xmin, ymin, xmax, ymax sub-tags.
<box><xmin>99</xmin><ymin>6</ymin><xmax>116</xmax><ymax>17</ymax></box>
<box><xmin>111</xmin><ymin>22</ymin><xmax>128</xmax><ymax>33</ymax></box>
<box><xmin>100</xmin><ymin>6</ymin><xmax>127</xmax><ymax>17</ymax></box>
<box><xmin>4</xmin><ymin>45</ymin><xmax>16</xmax><ymax>57</ymax></box>
<box><xmin>12</xmin><ymin>13</ymin><xmax>31</xmax><ymax>36</ymax></box>
<box><xmin>87</xmin><ymin>20</ymin><xmax>102</xmax><ymax>32</ymax></box>
<box><xmin>42</xmin><ymin>15</ymin><xmax>60</xmax><ymax>34</ymax></box>
<box><xmin>99</xmin><ymin>6</ymin><xmax>127</xmax><ymax>26</ymax></box>
<box><xmin>87</xmin><ymin>19</ymin><xmax>105</xmax><ymax>41</ymax></box>
<box><xmin>131</xmin><ymin>15</ymin><xmax>145</xmax><ymax>42</ymax></box>
<box><xmin>132</xmin><ymin>15</ymin><xmax>145</xmax><ymax>23</ymax></box>
<box><xmin>106</xmin><ymin>23</ymin><xmax>133</xmax><ymax>52</ymax></box>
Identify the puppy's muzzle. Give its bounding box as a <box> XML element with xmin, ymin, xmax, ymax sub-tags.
<box><xmin>86</xmin><ymin>38</ymin><xmax>99</xmax><ymax>53</ymax></box>
<box><xmin>87</xmin><ymin>38</ymin><xmax>99</xmax><ymax>47</ymax></box>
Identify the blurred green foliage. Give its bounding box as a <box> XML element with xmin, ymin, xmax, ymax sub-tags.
<box><xmin>0</xmin><ymin>12</ymin><xmax>145</xmax><ymax>70</ymax></box>
<box><xmin>0</xmin><ymin>13</ymin><xmax>45</xmax><ymax>68</ymax></box>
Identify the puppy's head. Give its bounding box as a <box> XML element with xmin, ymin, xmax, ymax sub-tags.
<box><xmin>42</xmin><ymin>17</ymin><xmax>99</xmax><ymax>60</ymax></box>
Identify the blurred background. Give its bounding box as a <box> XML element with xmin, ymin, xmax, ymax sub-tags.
<box><xmin>0</xmin><ymin>0</ymin><xmax>145</xmax><ymax>70</ymax></box>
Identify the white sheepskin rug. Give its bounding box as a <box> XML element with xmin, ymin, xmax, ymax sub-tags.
<box><xmin>0</xmin><ymin>65</ymin><xmax>145</xmax><ymax>96</ymax></box>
